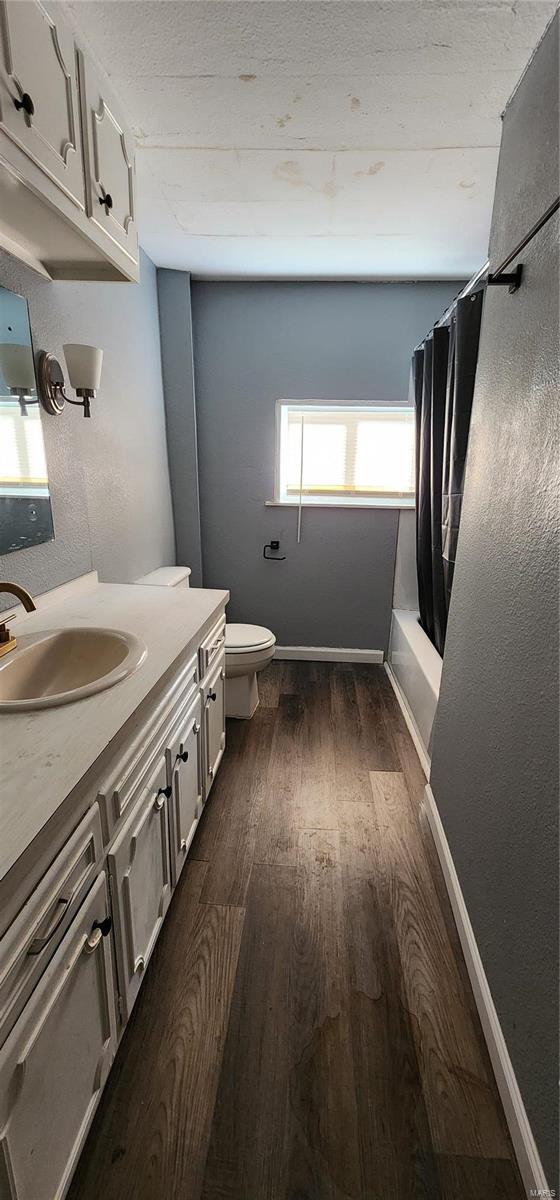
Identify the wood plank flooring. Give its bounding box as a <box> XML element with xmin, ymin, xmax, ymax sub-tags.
<box><xmin>68</xmin><ymin>662</ymin><xmax>524</xmax><ymax>1200</ymax></box>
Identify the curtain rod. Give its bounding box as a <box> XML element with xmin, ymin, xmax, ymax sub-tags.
<box><xmin>414</xmin><ymin>259</ymin><xmax>489</xmax><ymax>351</ymax></box>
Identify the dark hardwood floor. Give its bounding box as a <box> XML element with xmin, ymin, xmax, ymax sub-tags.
<box><xmin>68</xmin><ymin>662</ymin><xmax>524</xmax><ymax>1200</ymax></box>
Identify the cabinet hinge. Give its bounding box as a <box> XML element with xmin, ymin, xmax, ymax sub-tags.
<box><xmin>117</xmin><ymin>994</ymin><xmax>124</xmax><ymax>1021</ymax></box>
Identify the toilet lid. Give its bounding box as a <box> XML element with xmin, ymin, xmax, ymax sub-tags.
<box><xmin>225</xmin><ymin>623</ymin><xmax>276</xmax><ymax>652</ymax></box>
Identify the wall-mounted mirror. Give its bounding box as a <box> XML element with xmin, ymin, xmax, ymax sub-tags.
<box><xmin>0</xmin><ymin>285</ymin><xmax>54</xmax><ymax>555</ymax></box>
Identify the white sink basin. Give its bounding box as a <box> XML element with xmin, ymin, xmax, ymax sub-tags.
<box><xmin>0</xmin><ymin>627</ymin><xmax>147</xmax><ymax>712</ymax></box>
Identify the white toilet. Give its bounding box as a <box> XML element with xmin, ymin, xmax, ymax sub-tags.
<box><xmin>134</xmin><ymin>566</ymin><xmax>275</xmax><ymax>720</ymax></box>
<box><xmin>224</xmin><ymin>623</ymin><xmax>276</xmax><ymax>719</ymax></box>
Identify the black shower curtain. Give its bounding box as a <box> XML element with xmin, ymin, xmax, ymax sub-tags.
<box><xmin>412</xmin><ymin>287</ymin><xmax>484</xmax><ymax>655</ymax></box>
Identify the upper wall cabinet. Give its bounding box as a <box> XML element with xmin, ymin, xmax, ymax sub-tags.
<box><xmin>0</xmin><ymin>0</ymin><xmax>139</xmax><ymax>282</ymax></box>
<box><xmin>78</xmin><ymin>50</ymin><xmax>137</xmax><ymax>268</ymax></box>
<box><xmin>0</xmin><ymin>0</ymin><xmax>84</xmax><ymax>209</ymax></box>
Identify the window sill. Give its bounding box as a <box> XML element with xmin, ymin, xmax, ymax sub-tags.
<box><xmin>265</xmin><ymin>499</ymin><xmax>415</xmax><ymax>511</ymax></box>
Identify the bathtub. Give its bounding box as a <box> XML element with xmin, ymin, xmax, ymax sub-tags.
<box><xmin>386</xmin><ymin>609</ymin><xmax>442</xmax><ymax>775</ymax></box>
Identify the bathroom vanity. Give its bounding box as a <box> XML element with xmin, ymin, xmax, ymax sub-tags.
<box><xmin>0</xmin><ymin>573</ymin><xmax>228</xmax><ymax>1199</ymax></box>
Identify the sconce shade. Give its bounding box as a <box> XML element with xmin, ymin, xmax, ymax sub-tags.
<box><xmin>63</xmin><ymin>344</ymin><xmax>103</xmax><ymax>393</ymax></box>
<box><xmin>0</xmin><ymin>343</ymin><xmax>36</xmax><ymax>392</ymax></box>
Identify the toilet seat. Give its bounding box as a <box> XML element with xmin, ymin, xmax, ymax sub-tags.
<box><xmin>225</xmin><ymin>624</ymin><xmax>276</xmax><ymax>653</ymax></box>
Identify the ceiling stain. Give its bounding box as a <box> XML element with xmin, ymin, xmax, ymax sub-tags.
<box><xmin>275</xmin><ymin>114</ymin><xmax>293</xmax><ymax>128</ymax></box>
<box><xmin>459</xmin><ymin>179</ymin><xmax>476</xmax><ymax>188</ymax></box>
<box><xmin>354</xmin><ymin>160</ymin><xmax>385</xmax><ymax>178</ymax></box>
<box><xmin>273</xmin><ymin>159</ymin><xmax>308</xmax><ymax>187</ymax></box>
<box><xmin>350</xmin><ymin>96</ymin><xmax>361</xmax><ymax>112</ymax></box>
<box><xmin>239</xmin><ymin>73</ymin><xmax>256</xmax><ymax>83</ymax></box>
<box><xmin>322</xmin><ymin>180</ymin><xmax>339</xmax><ymax>198</ymax></box>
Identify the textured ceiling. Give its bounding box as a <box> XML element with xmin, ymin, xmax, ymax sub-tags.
<box><xmin>63</xmin><ymin>0</ymin><xmax>556</xmax><ymax>278</ymax></box>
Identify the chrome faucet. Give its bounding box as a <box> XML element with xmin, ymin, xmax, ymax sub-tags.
<box><xmin>0</xmin><ymin>582</ymin><xmax>36</xmax><ymax>659</ymax></box>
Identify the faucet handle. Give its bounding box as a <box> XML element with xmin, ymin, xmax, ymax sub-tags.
<box><xmin>0</xmin><ymin>615</ymin><xmax>17</xmax><ymax>653</ymax></box>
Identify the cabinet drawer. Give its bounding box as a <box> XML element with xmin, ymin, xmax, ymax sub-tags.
<box><xmin>98</xmin><ymin>651</ymin><xmax>198</xmax><ymax>839</ymax></box>
<box><xmin>108</xmin><ymin>755</ymin><xmax>171</xmax><ymax>1023</ymax></box>
<box><xmin>166</xmin><ymin>693</ymin><xmax>203</xmax><ymax>887</ymax></box>
<box><xmin>0</xmin><ymin>804</ymin><xmax>103</xmax><ymax>1048</ymax></box>
<box><xmin>202</xmin><ymin>651</ymin><xmax>226</xmax><ymax>800</ymax></box>
<box><xmin>199</xmin><ymin>615</ymin><xmax>226</xmax><ymax>678</ymax></box>
<box><xmin>0</xmin><ymin>0</ymin><xmax>85</xmax><ymax>209</ymax></box>
<box><xmin>0</xmin><ymin>870</ymin><xmax>116</xmax><ymax>1200</ymax></box>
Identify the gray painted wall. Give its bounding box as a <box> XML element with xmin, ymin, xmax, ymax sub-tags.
<box><xmin>431</xmin><ymin>18</ymin><xmax>558</xmax><ymax>1184</ymax></box>
<box><xmin>157</xmin><ymin>269</ymin><xmax>203</xmax><ymax>586</ymax></box>
<box><xmin>430</xmin><ymin>195</ymin><xmax>559</xmax><ymax>1200</ymax></box>
<box><xmin>190</xmin><ymin>280</ymin><xmax>460</xmax><ymax>648</ymax></box>
<box><xmin>0</xmin><ymin>247</ymin><xmax>175</xmax><ymax>600</ymax></box>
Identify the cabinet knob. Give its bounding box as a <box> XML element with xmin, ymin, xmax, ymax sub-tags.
<box><xmin>175</xmin><ymin>749</ymin><xmax>189</xmax><ymax>764</ymax></box>
<box><xmin>180</xmin><ymin>838</ymin><xmax>187</xmax><ymax>853</ymax></box>
<box><xmin>14</xmin><ymin>92</ymin><xmax>34</xmax><ymax>117</ymax></box>
<box><xmin>84</xmin><ymin>927</ymin><xmax>103</xmax><ymax>955</ymax></box>
<box><xmin>193</xmin><ymin>722</ymin><xmax>200</xmax><ymax>735</ymax></box>
<box><xmin>93</xmin><ymin>915</ymin><xmax>112</xmax><ymax>938</ymax></box>
<box><xmin>154</xmin><ymin>785</ymin><xmax>171</xmax><ymax>810</ymax></box>
<box><xmin>208</xmin><ymin>690</ymin><xmax>217</xmax><ymax>702</ymax></box>
<box><xmin>99</xmin><ymin>191</ymin><xmax>113</xmax><ymax>212</ymax></box>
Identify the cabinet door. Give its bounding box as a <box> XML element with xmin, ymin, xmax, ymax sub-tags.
<box><xmin>0</xmin><ymin>0</ymin><xmax>84</xmax><ymax>208</ymax></box>
<box><xmin>77</xmin><ymin>48</ymin><xmax>138</xmax><ymax>268</ymax></box>
<box><xmin>0</xmin><ymin>872</ymin><xmax>116</xmax><ymax>1200</ymax></box>
<box><xmin>167</xmin><ymin>694</ymin><xmax>203</xmax><ymax>887</ymax></box>
<box><xmin>108</xmin><ymin>755</ymin><xmax>171</xmax><ymax>1023</ymax></box>
<box><xmin>202</xmin><ymin>653</ymin><xmax>226</xmax><ymax>800</ymax></box>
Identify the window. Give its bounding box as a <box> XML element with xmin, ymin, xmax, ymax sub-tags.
<box><xmin>274</xmin><ymin>401</ymin><xmax>415</xmax><ymax>507</ymax></box>
<box><xmin>0</xmin><ymin>400</ymin><xmax>49</xmax><ymax>496</ymax></box>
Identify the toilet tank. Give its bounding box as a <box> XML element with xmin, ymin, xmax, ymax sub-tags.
<box><xmin>134</xmin><ymin>566</ymin><xmax>191</xmax><ymax>588</ymax></box>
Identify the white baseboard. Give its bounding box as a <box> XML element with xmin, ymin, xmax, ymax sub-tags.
<box><xmin>274</xmin><ymin>646</ymin><xmax>384</xmax><ymax>664</ymax></box>
<box><xmin>384</xmin><ymin>661</ymin><xmax>431</xmax><ymax>779</ymax></box>
<box><xmin>423</xmin><ymin>782</ymin><xmax>549</xmax><ymax>1197</ymax></box>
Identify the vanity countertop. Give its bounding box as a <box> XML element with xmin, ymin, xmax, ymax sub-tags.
<box><xmin>0</xmin><ymin>578</ymin><xmax>228</xmax><ymax>884</ymax></box>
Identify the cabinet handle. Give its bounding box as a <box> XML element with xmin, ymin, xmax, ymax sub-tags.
<box><xmin>180</xmin><ymin>838</ymin><xmax>187</xmax><ymax>853</ymax></box>
<box><xmin>27</xmin><ymin>894</ymin><xmax>71</xmax><ymax>955</ymax></box>
<box><xmin>84</xmin><ymin>917</ymin><xmax>111</xmax><ymax>954</ymax></box>
<box><xmin>84</xmin><ymin>927</ymin><xmax>103</xmax><ymax>955</ymax></box>
<box><xmin>14</xmin><ymin>92</ymin><xmax>34</xmax><ymax>117</ymax></box>
<box><xmin>134</xmin><ymin>955</ymin><xmax>145</xmax><ymax>973</ymax></box>
<box><xmin>209</xmin><ymin>766</ymin><xmax>214</xmax><ymax>779</ymax></box>
<box><xmin>154</xmin><ymin>785</ymin><xmax>171</xmax><ymax>811</ymax></box>
<box><xmin>207</xmin><ymin>690</ymin><xmax>217</xmax><ymax>703</ymax></box>
<box><xmin>175</xmin><ymin>749</ymin><xmax>189</xmax><ymax>764</ymax></box>
<box><xmin>93</xmin><ymin>915</ymin><xmax>112</xmax><ymax>938</ymax></box>
<box><xmin>99</xmin><ymin>191</ymin><xmax>113</xmax><ymax>212</ymax></box>
<box><xmin>193</xmin><ymin>722</ymin><xmax>200</xmax><ymax>735</ymax></box>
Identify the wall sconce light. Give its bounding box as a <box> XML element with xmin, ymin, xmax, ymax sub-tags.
<box><xmin>0</xmin><ymin>343</ymin><xmax>38</xmax><ymax>416</ymax></box>
<box><xmin>38</xmin><ymin>344</ymin><xmax>103</xmax><ymax>418</ymax></box>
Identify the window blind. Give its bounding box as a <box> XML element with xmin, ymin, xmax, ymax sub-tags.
<box><xmin>280</xmin><ymin>405</ymin><xmax>415</xmax><ymax>501</ymax></box>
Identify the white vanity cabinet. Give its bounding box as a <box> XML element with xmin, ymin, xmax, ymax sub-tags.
<box><xmin>0</xmin><ymin>0</ymin><xmax>84</xmax><ymax>208</ymax></box>
<box><xmin>0</xmin><ymin>0</ymin><xmax>139</xmax><ymax>281</ymax></box>
<box><xmin>166</xmin><ymin>692</ymin><xmax>203</xmax><ymax>887</ymax></box>
<box><xmin>0</xmin><ymin>590</ymin><xmax>228</xmax><ymax>1200</ymax></box>
<box><xmin>202</xmin><ymin>652</ymin><xmax>226</xmax><ymax>800</ymax></box>
<box><xmin>107</xmin><ymin>755</ymin><xmax>171</xmax><ymax>1023</ymax></box>
<box><xmin>0</xmin><ymin>871</ymin><xmax>116</xmax><ymax>1200</ymax></box>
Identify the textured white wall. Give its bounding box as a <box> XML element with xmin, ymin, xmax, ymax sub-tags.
<box><xmin>0</xmin><ymin>248</ymin><xmax>175</xmax><ymax>601</ymax></box>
